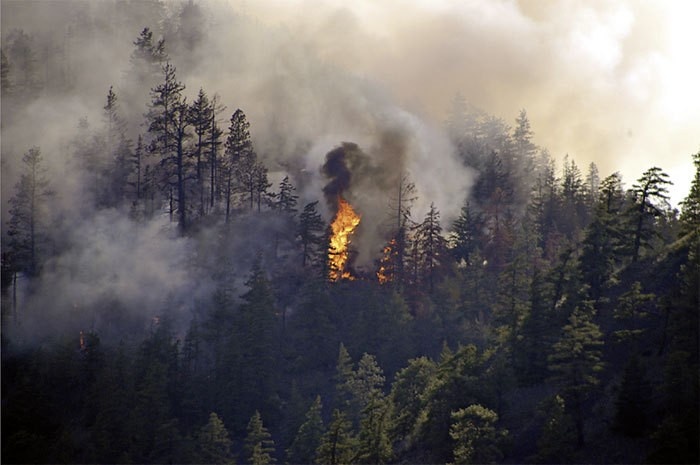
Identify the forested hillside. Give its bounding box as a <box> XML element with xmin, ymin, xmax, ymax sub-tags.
<box><xmin>1</xmin><ymin>1</ymin><xmax>698</xmax><ymax>464</ymax></box>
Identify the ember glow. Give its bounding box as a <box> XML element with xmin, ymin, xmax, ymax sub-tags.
<box><xmin>328</xmin><ymin>197</ymin><xmax>361</xmax><ymax>281</ymax></box>
<box><xmin>377</xmin><ymin>239</ymin><xmax>397</xmax><ymax>284</ymax></box>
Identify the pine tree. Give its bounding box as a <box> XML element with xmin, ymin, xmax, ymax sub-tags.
<box><xmin>298</xmin><ymin>201</ymin><xmax>326</xmax><ymax>268</ymax></box>
<box><xmin>146</xmin><ymin>62</ymin><xmax>190</xmax><ymax>232</ymax></box>
<box><xmin>450</xmin><ymin>201</ymin><xmax>482</xmax><ymax>266</ymax></box>
<box><xmin>534</xmin><ymin>395</ymin><xmax>576</xmax><ymax>463</ymax></box>
<box><xmin>356</xmin><ymin>396</ymin><xmax>392</xmax><ymax>464</ymax></box>
<box><xmin>584</xmin><ymin>162</ymin><xmax>600</xmax><ymax>208</ymax></box>
<box><xmin>548</xmin><ymin>303</ymin><xmax>604</xmax><ymax>446</ymax></box>
<box><xmin>679</xmin><ymin>151</ymin><xmax>700</xmax><ymax>235</ymax></box>
<box><xmin>188</xmin><ymin>88</ymin><xmax>214</xmax><ymax>218</ymax></box>
<box><xmin>512</xmin><ymin>108</ymin><xmax>538</xmax><ymax>191</ymax></box>
<box><xmin>287</xmin><ymin>396</ymin><xmax>325</xmax><ymax>464</ymax></box>
<box><xmin>253</xmin><ymin>162</ymin><xmax>272</xmax><ymax>212</ymax></box>
<box><xmin>450</xmin><ymin>404</ymin><xmax>508</xmax><ymax>465</ymax></box>
<box><xmin>382</xmin><ymin>175</ymin><xmax>417</xmax><ymax>287</ymax></box>
<box><xmin>235</xmin><ymin>256</ymin><xmax>279</xmax><ymax>420</ymax></box>
<box><xmin>103</xmin><ymin>85</ymin><xmax>126</xmax><ymax>155</ymax></box>
<box><xmin>208</xmin><ymin>98</ymin><xmax>225</xmax><ymax>211</ymax></box>
<box><xmin>348</xmin><ymin>353</ymin><xmax>386</xmax><ymax>420</ymax></box>
<box><xmin>7</xmin><ymin>147</ymin><xmax>51</xmax><ymax>276</ymax></box>
<box><xmin>578</xmin><ymin>195</ymin><xmax>623</xmax><ymax>302</ymax></box>
<box><xmin>274</xmin><ymin>176</ymin><xmax>298</xmax><ymax>214</ymax></box>
<box><xmin>315</xmin><ymin>409</ymin><xmax>356</xmax><ymax>465</ymax></box>
<box><xmin>334</xmin><ymin>343</ymin><xmax>355</xmax><ymax>414</ymax></box>
<box><xmin>625</xmin><ymin>167</ymin><xmax>672</xmax><ymax>262</ymax></box>
<box><xmin>514</xmin><ymin>268</ymin><xmax>555</xmax><ymax>385</ymax></box>
<box><xmin>223</xmin><ymin>109</ymin><xmax>253</xmax><ymax>220</ymax></box>
<box><xmin>413</xmin><ymin>203</ymin><xmax>448</xmax><ymax>293</ymax></box>
<box><xmin>129</xmin><ymin>135</ymin><xmax>145</xmax><ymax>205</ymax></box>
<box><xmin>244</xmin><ymin>411</ymin><xmax>276</xmax><ymax>465</ymax></box>
<box><xmin>131</xmin><ymin>27</ymin><xmax>167</xmax><ymax>83</ymax></box>
<box><xmin>197</xmin><ymin>412</ymin><xmax>234</xmax><ymax>465</ymax></box>
<box><xmin>389</xmin><ymin>357</ymin><xmax>437</xmax><ymax>449</ymax></box>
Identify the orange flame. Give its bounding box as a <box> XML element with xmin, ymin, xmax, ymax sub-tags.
<box><xmin>329</xmin><ymin>197</ymin><xmax>361</xmax><ymax>281</ymax></box>
<box><xmin>376</xmin><ymin>239</ymin><xmax>396</xmax><ymax>284</ymax></box>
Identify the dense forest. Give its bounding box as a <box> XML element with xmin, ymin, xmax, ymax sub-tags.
<box><xmin>1</xmin><ymin>1</ymin><xmax>698</xmax><ymax>464</ymax></box>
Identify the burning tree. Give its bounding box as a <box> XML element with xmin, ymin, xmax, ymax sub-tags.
<box><xmin>322</xmin><ymin>144</ymin><xmax>362</xmax><ymax>281</ymax></box>
<box><xmin>328</xmin><ymin>197</ymin><xmax>361</xmax><ymax>281</ymax></box>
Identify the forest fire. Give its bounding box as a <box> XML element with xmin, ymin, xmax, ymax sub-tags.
<box><xmin>376</xmin><ymin>239</ymin><xmax>396</xmax><ymax>284</ymax></box>
<box><xmin>328</xmin><ymin>197</ymin><xmax>361</xmax><ymax>281</ymax></box>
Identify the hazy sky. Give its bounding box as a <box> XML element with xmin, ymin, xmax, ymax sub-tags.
<box><xmin>233</xmin><ymin>0</ymin><xmax>699</xmax><ymax>205</ymax></box>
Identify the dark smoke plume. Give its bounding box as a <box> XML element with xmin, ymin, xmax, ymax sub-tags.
<box><xmin>321</xmin><ymin>142</ymin><xmax>372</xmax><ymax>210</ymax></box>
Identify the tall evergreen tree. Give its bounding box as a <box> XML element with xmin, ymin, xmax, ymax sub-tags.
<box><xmin>450</xmin><ymin>201</ymin><xmax>482</xmax><ymax>266</ymax></box>
<box><xmin>413</xmin><ymin>203</ymin><xmax>448</xmax><ymax>293</ymax></box>
<box><xmin>7</xmin><ymin>147</ymin><xmax>51</xmax><ymax>276</ymax></box>
<box><xmin>316</xmin><ymin>409</ymin><xmax>356</xmax><ymax>465</ymax></box>
<box><xmin>244</xmin><ymin>410</ymin><xmax>276</xmax><ymax>465</ymax></box>
<box><xmin>679</xmin><ymin>151</ymin><xmax>700</xmax><ymax>235</ymax></box>
<box><xmin>450</xmin><ymin>404</ymin><xmax>508</xmax><ymax>465</ymax></box>
<box><xmin>223</xmin><ymin>109</ymin><xmax>254</xmax><ymax>219</ymax></box>
<box><xmin>131</xmin><ymin>27</ymin><xmax>168</xmax><ymax>84</ymax></box>
<box><xmin>274</xmin><ymin>176</ymin><xmax>298</xmax><ymax>214</ymax></box>
<box><xmin>298</xmin><ymin>201</ymin><xmax>326</xmax><ymax>268</ymax></box>
<box><xmin>235</xmin><ymin>256</ymin><xmax>279</xmax><ymax>420</ymax></box>
<box><xmin>197</xmin><ymin>412</ymin><xmax>234</xmax><ymax>465</ymax></box>
<box><xmin>548</xmin><ymin>303</ymin><xmax>604</xmax><ymax>446</ymax></box>
<box><xmin>208</xmin><ymin>97</ymin><xmax>225</xmax><ymax>211</ymax></box>
<box><xmin>146</xmin><ymin>62</ymin><xmax>190</xmax><ymax>231</ymax></box>
<box><xmin>534</xmin><ymin>395</ymin><xmax>576</xmax><ymax>463</ymax></box>
<box><xmin>625</xmin><ymin>167</ymin><xmax>672</xmax><ymax>262</ymax></box>
<box><xmin>286</xmin><ymin>395</ymin><xmax>325</xmax><ymax>464</ymax></box>
<box><xmin>389</xmin><ymin>357</ymin><xmax>437</xmax><ymax>450</ymax></box>
<box><xmin>188</xmin><ymin>88</ymin><xmax>214</xmax><ymax>217</ymax></box>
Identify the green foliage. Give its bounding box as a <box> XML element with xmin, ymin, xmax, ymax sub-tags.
<box><xmin>414</xmin><ymin>345</ymin><xmax>492</xmax><ymax>463</ymax></box>
<box><xmin>356</xmin><ymin>396</ymin><xmax>393</xmax><ymax>464</ymax></box>
<box><xmin>624</xmin><ymin>166</ymin><xmax>673</xmax><ymax>262</ymax></box>
<box><xmin>4</xmin><ymin>29</ymin><xmax>700</xmax><ymax>465</ymax></box>
<box><xmin>298</xmin><ymin>201</ymin><xmax>326</xmax><ymax>268</ymax></box>
<box><xmin>274</xmin><ymin>175</ymin><xmax>298</xmax><ymax>214</ymax></box>
<box><xmin>244</xmin><ymin>410</ymin><xmax>276</xmax><ymax>465</ymax></box>
<box><xmin>449</xmin><ymin>404</ymin><xmax>508</xmax><ymax>464</ymax></box>
<box><xmin>316</xmin><ymin>409</ymin><xmax>357</xmax><ymax>465</ymax></box>
<box><xmin>389</xmin><ymin>357</ymin><xmax>437</xmax><ymax>447</ymax></box>
<box><xmin>412</xmin><ymin>203</ymin><xmax>449</xmax><ymax>293</ymax></box>
<box><xmin>197</xmin><ymin>412</ymin><xmax>234</xmax><ymax>464</ymax></box>
<box><xmin>534</xmin><ymin>395</ymin><xmax>576</xmax><ymax>463</ymax></box>
<box><xmin>679</xmin><ymin>151</ymin><xmax>700</xmax><ymax>234</ymax></box>
<box><xmin>548</xmin><ymin>303</ymin><xmax>604</xmax><ymax>446</ymax></box>
<box><xmin>234</xmin><ymin>256</ymin><xmax>280</xmax><ymax>422</ymax></box>
<box><xmin>287</xmin><ymin>396</ymin><xmax>325</xmax><ymax>464</ymax></box>
<box><xmin>334</xmin><ymin>343</ymin><xmax>355</xmax><ymax>414</ymax></box>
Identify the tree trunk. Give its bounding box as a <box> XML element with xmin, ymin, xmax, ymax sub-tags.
<box><xmin>177</xmin><ymin>134</ymin><xmax>186</xmax><ymax>233</ymax></box>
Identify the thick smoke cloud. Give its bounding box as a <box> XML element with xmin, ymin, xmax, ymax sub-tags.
<box><xmin>231</xmin><ymin>0</ymin><xmax>699</xmax><ymax>204</ymax></box>
<box><xmin>12</xmin><ymin>211</ymin><xmax>214</xmax><ymax>343</ymax></box>
<box><xmin>1</xmin><ymin>0</ymin><xmax>696</xmax><ymax>337</ymax></box>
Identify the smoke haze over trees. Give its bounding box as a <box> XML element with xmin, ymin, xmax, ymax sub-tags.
<box><xmin>1</xmin><ymin>1</ymin><xmax>698</xmax><ymax>464</ymax></box>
